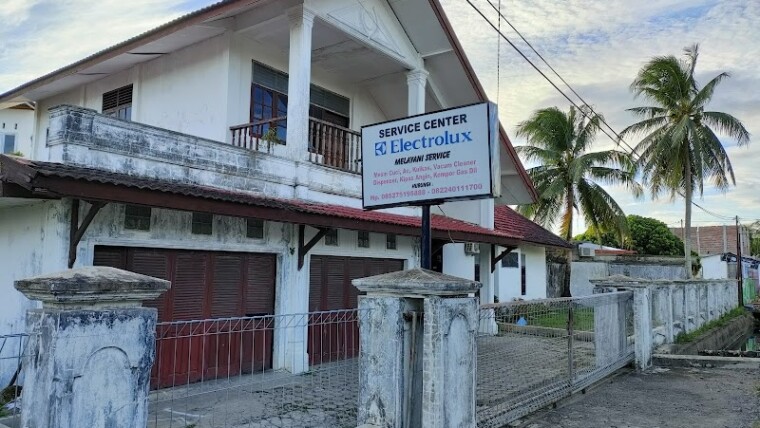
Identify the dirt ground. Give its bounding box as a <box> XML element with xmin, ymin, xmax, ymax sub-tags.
<box><xmin>518</xmin><ymin>366</ymin><xmax>760</xmax><ymax>428</ymax></box>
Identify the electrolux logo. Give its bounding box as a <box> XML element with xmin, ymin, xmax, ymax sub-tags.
<box><xmin>373</xmin><ymin>130</ymin><xmax>473</xmax><ymax>156</ymax></box>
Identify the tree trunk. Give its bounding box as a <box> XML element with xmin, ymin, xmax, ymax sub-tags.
<box><xmin>562</xmin><ymin>189</ymin><xmax>574</xmax><ymax>297</ymax></box>
<box><xmin>684</xmin><ymin>146</ymin><xmax>694</xmax><ymax>278</ymax></box>
<box><xmin>561</xmin><ymin>249</ymin><xmax>573</xmax><ymax>297</ymax></box>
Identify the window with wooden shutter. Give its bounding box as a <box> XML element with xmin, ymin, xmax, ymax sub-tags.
<box><xmin>211</xmin><ymin>255</ymin><xmax>243</xmax><ymax>318</ymax></box>
<box><xmin>130</xmin><ymin>249</ymin><xmax>170</xmax><ymax>322</ymax></box>
<box><xmin>245</xmin><ymin>254</ymin><xmax>277</xmax><ymax>316</ymax></box>
<box><xmin>102</xmin><ymin>85</ymin><xmax>133</xmax><ymax>120</ymax></box>
<box><xmin>172</xmin><ymin>253</ymin><xmax>207</xmax><ymax>320</ymax></box>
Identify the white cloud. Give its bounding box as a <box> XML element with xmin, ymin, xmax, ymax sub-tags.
<box><xmin>0</xmin><ymin>0</ymin><xmax>188</xmax><ymax>93</ymax></box>
<box><xmin>440</xmin><ymin>0</ymin><xmax>760</xmax><ymax>231</ymax></box>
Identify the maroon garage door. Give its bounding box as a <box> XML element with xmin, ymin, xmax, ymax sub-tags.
<box><xmin>93</xmin><ymin>246</ymin><xmax>276</xmax><ymax>388</ymax></box>
<box><xmin>308</xmin><ymin>256</ymin><xmax>404</xmax><ymax>364</ymax></box>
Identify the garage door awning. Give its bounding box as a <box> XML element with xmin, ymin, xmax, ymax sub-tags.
<box><xmin>0</xmin><ymin>155</ymin><xmax>523</xmax><ymax>247</ymax></box>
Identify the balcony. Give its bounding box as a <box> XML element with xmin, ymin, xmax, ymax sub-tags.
<box><xmin>230</xmin><ymin>117</ymin><xmax>362</xmax><ymax>174</ymax></box>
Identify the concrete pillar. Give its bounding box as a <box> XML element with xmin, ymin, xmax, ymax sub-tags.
<box><xmin>15</xmin><ymin>267</ymin><xmax>170</xmax><ymax>428</ymax></box>
<box><xmin>273</xmin><ymin>224</ymin><xmax>310</xmax><ymax>374</ymax></box>
<box><xmin>664</xmin><ymin>285</ymin><xmax>675</xmax><ymax>343</ymax></box>
<box><xmin>285</xmin><ymin>5</ymin><xmax>315</xmax><ymax>162</ymax></box>
<box><xmin>478</xmin><ymin>246</ymin><xmax>497</xmax><ymax>335</ymax></box>
<box><xmin>406</xmin><ymin>69</ymin><xmax>429</xmax><ymax>115</ymax></box>
<box><xmin>632</xmin><ymin>285</ymin><xmax>653</xmax><ymax>370</ymax></box>
<box><xmin>593</xmin><ymin>293</ymin><xmax>627</xmax><ymax>368</ymax></box>
<box><xmin>354</xmin><ymin>268</ymin><xmax>481</xmax><ymax>428</ymax></box>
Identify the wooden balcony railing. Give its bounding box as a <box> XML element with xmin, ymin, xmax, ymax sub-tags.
<box><xmin>229</xmin><ymin>117</ymin><xmax>362</xmax><ymax>174</ymax></box>
<box><xmin>308</xmin><ymin>118</ymin><xmax>362</xmax><ymax>174</ymax></box>
<box><xmin>230</xmin><ymin>116</ymin><xmax>286</xmax><ymax>152</ymax></box>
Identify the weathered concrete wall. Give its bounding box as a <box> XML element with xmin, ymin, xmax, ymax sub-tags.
<box><xmin>573</xmin><ymin>256</ymin><xmax>687</xmax><ymax>296</ymax></box>
<box><xmin>661</xmin><ymin>313</ymin><xmax>755</xmax><ymax>355</ymax></box>
<box><xmin>593</xmin><ymin>276</ymin><xmax>739</xmax><ymax>369</ymax></box>
<box><xmin>0</xmin><ymin>201</ymin><xmax>68</xmax><ymax>385</ymax></box>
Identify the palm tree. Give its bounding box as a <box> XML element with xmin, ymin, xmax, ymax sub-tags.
<box><xmin>516</xmin><ymin>106</ymin><xmax>642</xmax><ymax>296</ymax></box>
<box><xmin>621</xmin><ymin>44</ymin><xmax>750</xmax><ymax>277</ymax></box>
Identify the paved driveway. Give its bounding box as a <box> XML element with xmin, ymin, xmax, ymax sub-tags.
<box><xmin>520</xmin><ymin>367</ymin><xmax>760</xmax><ymax>428</ymax></box>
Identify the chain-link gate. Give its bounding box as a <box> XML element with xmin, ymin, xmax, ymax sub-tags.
<box><xmin>476</xmin><ymin>292</ymin><xmax>634</xmax><ymax>427</ymax></box>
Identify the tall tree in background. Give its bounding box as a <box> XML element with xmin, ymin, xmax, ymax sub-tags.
<box><xmin>622</xmin><ymin>44</ymin><xmax>750</xmax><ymax>277</ymax></box>
<box><xmin>516</xmin><ymin>106</ymin><xmax>641</xmax><ymax>296</ymax></box>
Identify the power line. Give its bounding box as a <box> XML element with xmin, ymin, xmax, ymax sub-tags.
<box><xmin>466</xmin><ymin>0</ymin><xmax>744</xmax><ymax>224</ymax></box>
<box><xmin>482</xmin><ymin>0</ymin><xmax>641</xmax><ymax>158</ymax></box>
<box><xmin>462</xmin><ymin>0</ymin><xmax>626</xmax><ymax>148</ymax></box>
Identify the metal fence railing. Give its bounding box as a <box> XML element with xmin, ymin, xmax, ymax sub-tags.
<box><xmin>147</xmin><ymin>309</ymin><xmax>368</xmax><ymax>428</ymax></box>
<box><xmin>476</xmin><ymin>292</ymin><xmax>635</xmax><ymax>428</ymax></box>
<box><xmin>0</xmin><ymin>333</ymin><xmax>28</xmax><ymax>425</ymax></box>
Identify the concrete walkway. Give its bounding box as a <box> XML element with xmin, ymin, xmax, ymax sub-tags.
<box><xmin>519</xmin><ymin>366</ymin><xmax>760</xmax><ymax>428</ymax></box>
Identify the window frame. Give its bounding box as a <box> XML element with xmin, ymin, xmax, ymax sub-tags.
<box><xmin>357</xmin><ymin>231</ymin><xmax>370</xmax><ymax>248</ymax></box>
<box><xmin>102</xmin><ymin>84</ymin><xmax>133</xmax><ymax>121</ymax></box>
<box><xmin>123</xmin><ymin>205</ymin><xmax>152</xmax><ymax>231</ymax></box>
<box><xmin>246</xmin><ymin>218</ymin><xmax>265</xmax><ymax>239</ymax></box>
<box><xmin>1</xmin><ymin>132</ymin><xmax>16</xmax><ymax>154</ymax></box>
<box><xmin>386</xmin><ymin>234</ymin><xmax>397</xmax><ymax>250</ymax></box>
<box><xmin>191</xmin><ymin>212</ymin><xmax>214</xmax><ymax>236</ymax></box>
<box><xmin>324</xmin><ymin>229</ymin><xmax>339</xmax><ymax>246</ymax></box>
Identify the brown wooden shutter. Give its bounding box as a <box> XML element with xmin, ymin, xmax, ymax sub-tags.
<box><xmin>172</xmin><ymin>253</ymin><xmax>207</xmax><ymax>320</ymax></box>
<box><xmin>245</xmin><ymin>254</ymin><xmax>276</xmax><ymax>316</ymax></box>
<box><xmin>130</xmin><ymin>248</ymin><xmax>170</xmax><ymax>322</ymax></box>
<box><xmin>92</xmin><ymin>246</ymin><xmax>128</xmax><ymax>269</ymax></box>
<box><xmin>309</xmin><ymin>256</ymin><xmax>324</xmax><ymax>312</ymax></box>
<box><xmin>324</xmin><ymin>257</ymin><xmax>346</xmax><ymax>310</ymax></box>
<box><xmin>211</xmin><ymin>255</ymin><xmax>243</xmax><ymax>318</ymax></box>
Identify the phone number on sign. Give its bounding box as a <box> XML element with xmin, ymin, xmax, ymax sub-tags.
<box><xmin>431</xmin><ymin>183</ymin><xmax>483</xmax><ymax>194</ymax></box>
<box><xmin>376</xmin><ymin>183</ymin><xmax>484</xmax><ymax>200</ymax></box>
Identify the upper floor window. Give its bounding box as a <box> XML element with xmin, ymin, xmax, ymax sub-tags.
<box><xmin>250</xmin><ymin>62</ymin><xmax>350</xmax><ymax>142</ymax></box>
<box><xmin>102</xmin><ymin>85</ymin><xmax>133</xmax><ymax>121</ymax></box>
<box><xmin>1</xmin><ymin>133</ymin><xmax>16</xmax><ymax>154</ymax></box>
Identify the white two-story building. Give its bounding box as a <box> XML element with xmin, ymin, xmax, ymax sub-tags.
<box><xmin>0</xmin><ymin>0</ymin><xmax>569</xmax><ymax>379</ymax></box>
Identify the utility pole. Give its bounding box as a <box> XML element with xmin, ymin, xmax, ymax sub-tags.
<box><xmin>736</xmin><ymin>216</ymin><xmax>744</xmax><ymax>306</ymax></box>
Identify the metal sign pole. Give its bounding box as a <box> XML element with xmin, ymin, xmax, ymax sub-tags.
<box><xmin>421</xmin><ymin>205</ymin><xmax>432</xmax><ymax>270</ymax></box>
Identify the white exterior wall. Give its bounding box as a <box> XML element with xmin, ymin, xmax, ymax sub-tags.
<box><xmin>701</xmin><ymin>255</ymin><xmax>728</xmax><ymax>279</ymax></box>
<box><xmin>0</xmin><ymin>200</ymin><xmax>69</xmax><ymax>386</ymax></box>
<box><xmin>495</xmin><ymin>245</ymin><xmax>547</xmax><ymax>302</ymax></box>
<box><xmin>0</xmin><ymin>107</ymin><xmax>35</xmax><ymax>157</ymax></box>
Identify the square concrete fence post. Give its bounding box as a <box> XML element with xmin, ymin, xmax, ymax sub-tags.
<box><xmin>632</xmin><ymin>285</ymin><xmax>653</xmax><ymax>370</ymax></box>
<box><xmin>353</xmin><ymin>269</ymin><xmax>481</xmax><ymax>428</ymax></box>
<box><xmin>593</xmin><ymin>293</ymin><xmax>625</xmax><ymax>368</ymax></box>
<box><xmin>14</xmin><ymin>267</ymin><xmax>170</xmax><ymax>428</ymax></box>
<box><xmin>662</xmin><ymin>285</ymin><xmax>675</xmax><ymax>343</ymax></box>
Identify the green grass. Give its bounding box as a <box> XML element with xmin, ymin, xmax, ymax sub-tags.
<box><xmin>502</xmin><ymin>306</ymin><xmax>595</xmax><ymax>331</ymax></box>
<box><xmin>674</xmin><ymin>307</ymin><xmax>747</xmax><ymax>344</ymax></box>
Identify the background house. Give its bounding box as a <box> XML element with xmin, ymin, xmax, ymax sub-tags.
<box><xmin>670</xmin><ymin>225</ymin><xmax>750</xmax><ymax>256</ymax></box>
<box><xmin>0</xmin><ymin>102</ymin><xmax>34</xmax><ymax>156</ymax></box>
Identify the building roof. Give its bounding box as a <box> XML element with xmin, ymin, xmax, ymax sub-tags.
<box><xmin>0</xmin><ymin>0</ymin><xmax>537</xmax><ymax>205</ymax></box>
<box><xmin>0</xmin><ymin>155</ymin><xmax>522</xmax><ymax>247</ymax></box>
<box><xmin>494</xmin><ymin>205</ymin><xmax>572</xmax><ymax>249</ymax></box>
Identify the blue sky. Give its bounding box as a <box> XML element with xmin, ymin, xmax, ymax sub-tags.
<box><xmin>1</xmin><ymin>0</ymin><xmax>758</xmax><ymax>233</ymax></box>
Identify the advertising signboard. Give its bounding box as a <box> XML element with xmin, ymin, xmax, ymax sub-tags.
<box><xmin>361</xmin><ymin>102</ymin><xmax>500</xmax><ymax>210</ymax></box>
